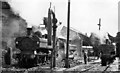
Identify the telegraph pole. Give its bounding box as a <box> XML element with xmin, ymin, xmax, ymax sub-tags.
<box><xmin>65</xmin><ymin>0</ymin><xmax>70</xmax><ymax>68</ymax></box>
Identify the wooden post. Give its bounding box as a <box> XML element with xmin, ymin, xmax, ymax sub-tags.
<box><xmin>65</xmin><ymin>0</ymin><xmax>70</xmax><ymax>68</ymax></box>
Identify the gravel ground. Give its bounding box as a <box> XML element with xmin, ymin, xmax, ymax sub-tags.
<box><xmin>1</xmin><ymin>59</ymin><xmax>83</xmax><ymax>72</ymax></box>
<box><xmin>56</xmin><ymin>59</ymin><xmax>82</xmax><ymax>68</ymax></box>
<box><xmin>107</xmin><ymin>58</ymin><xmax>120</xmax><ymax>71</ymax></box>
<box><xmin>2</xmin><ymin>58</ymin><xmax>119</xmax><ymax>72</ymax></box>
<box><xmin>1</xmin><ymin>58</ymin><xmax>103</xmax><ymax>72</ymax></box>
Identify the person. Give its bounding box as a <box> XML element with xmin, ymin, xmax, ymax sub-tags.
<box><xmin>82</xmin><ymin>50</ymin><xmax>87</xmax><ymax>64</ymax></box>
<box><xmin>4</xmin><ymin>47</ymin><xmax>11</xmax><ymax>66</ymax></box>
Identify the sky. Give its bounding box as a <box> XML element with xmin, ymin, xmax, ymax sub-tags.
<box><xmin>8</xmin><ymin>0</ymin><xmax>120</xmax><ymax>36</ymax></box>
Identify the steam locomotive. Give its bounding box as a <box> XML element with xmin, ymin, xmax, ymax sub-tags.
<box><xmin>108</xmin><ymin>32</ymin><xmax>120</xmax><ymax>60</ymax></box>
<box><xmin>98</xmin><ymin>44</ymin><xmax>116</xmax><ymax>66</ymax></box>
<box><xmin>13</xmin><ymin>28</ymin><xmax>52</xmax><ymax>68</ymax></box>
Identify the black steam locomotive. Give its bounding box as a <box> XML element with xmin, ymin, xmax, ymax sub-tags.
<box><xmin>108</xmin><ymin>32</ymin><xmax>120</xmax><ymax>59</ymax></box>
<box><xmin>98</xmin><ymin>44</ymin><xmax>116</xmax><ymax>66</ymax></box>
<box><xmin>14</xmin><ymin>28</ymin><xmax>52</xmax><ymax>68</ymax></box>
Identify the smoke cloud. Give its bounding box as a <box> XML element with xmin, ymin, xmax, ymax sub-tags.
<box><xmin>8</xmin><ymin>0</ymin><xmax>50</xmax><ymax>26</ymax></box>
<box><xmin>90</xmin><ymin>32</ymin><xmax>109</xmax><ymax>45</ymax></box>
<box><xmin>2</xmin><ymin>1</ymin><xmax>27</xmax><ymax>49</ymax></box>
<box><xmin>2</xmin><ymin>15</ymin><xmax>27</xmax><ymax>49</ymax></box>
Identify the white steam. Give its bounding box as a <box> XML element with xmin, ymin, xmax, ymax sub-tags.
<box><xmin>90</xmin><ymin>31</ymin><xmax>109</xmax><ymax>45</ymax></box>
<box><xmin>8</xmin><ymin>0</ymin><xmax>50</xmax><ymax>26</ymax></box>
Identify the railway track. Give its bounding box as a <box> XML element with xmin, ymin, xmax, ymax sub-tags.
<box><xmin>2</xmin><ymin>60</ymin><xmax>112</xmax><ymax>72</ymax></box>
<box><xmin>82</xmin><ymin>64</ymin><xmax>110</xmax><ymax>72</ymax></box>
<box><xmin>65</xmin><ymin>61</ymin><xmax>100</xmax><ymax>71</ymax></box>
<box><xmin>84</xmin><ymin>58</ymin><xmax>119</xmax><ymax>72</ymax></box>
<box><xmin>65</xmin><ymin>61</ymin><xmax>111</xmax><ymax>72</ymax></box>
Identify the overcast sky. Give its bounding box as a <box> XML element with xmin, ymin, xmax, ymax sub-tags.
<box><xmin>8</xmin><ymin>0</ymin><xmax>120</xmax><ymax>36</ymax></box>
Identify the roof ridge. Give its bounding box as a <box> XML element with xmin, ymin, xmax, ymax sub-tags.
<box><xmin>62</xmin><ymin>26</ymin><xmax>84</xmax><ymax>34</ymax></box>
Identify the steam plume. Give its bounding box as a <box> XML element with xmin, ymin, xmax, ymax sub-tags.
<box><xmin>8</xmin><ymin>0</ymin><xmax>49</xmax><ymax>26</ymax></box>
<box><xmin>2</xmin><ymin>1</ymin><xmax>27</xmax><ymax>49</ymax></box>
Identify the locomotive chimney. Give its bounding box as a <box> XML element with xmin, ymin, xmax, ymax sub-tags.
<box><xmin>27</xmin><ymin>25</ymin><xmax>32</xmax><ymax>36</ymax></box>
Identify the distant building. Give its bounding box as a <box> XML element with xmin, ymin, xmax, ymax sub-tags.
<box><xmin>56</xmin><ymin>26</ymin><xmax>91</xmax><ymax>61</ymax></box>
